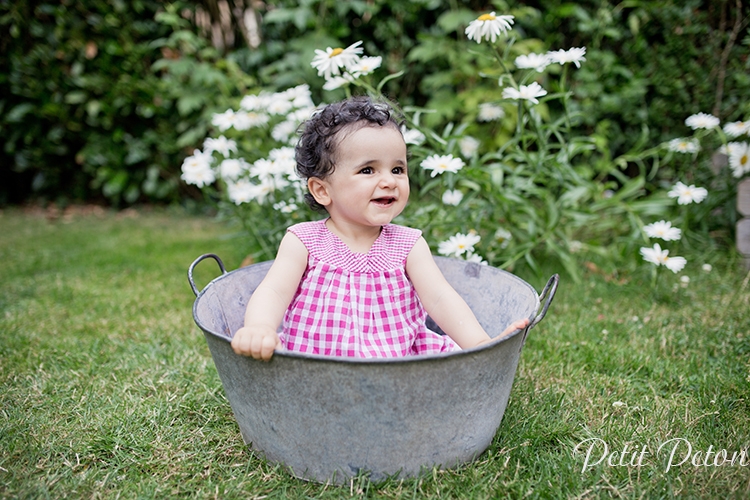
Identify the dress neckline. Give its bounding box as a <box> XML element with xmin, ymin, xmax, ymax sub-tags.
<box><xmin>322</xmin><ymin>218</ymin><xmax>386</xmax><ymax>257</ymax></box>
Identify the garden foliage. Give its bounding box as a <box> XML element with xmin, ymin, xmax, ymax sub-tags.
<box><xmin>0</xmin><ymin>0</ymin><xmax>253</xmax><ymax>205</ymax></box>
<box><xmin>1</xmin><ymin>1</ymin><xmax>747</xmax><ymax>207</ymax></box>
<box><xmin>176</xmin><ymin>2</ymin><xmax>747</xmax><ymax>280</ymax></box>
<box><xmin>2</xmin><ymin>1</ymin><xmax>749</xmax><ymax>280</ymax></box>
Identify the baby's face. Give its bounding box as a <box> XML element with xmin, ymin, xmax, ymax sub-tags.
<box><xmin>317</xmin><ymin>124</ymin><xmax>409</xmax><ymax>229</ymax></box>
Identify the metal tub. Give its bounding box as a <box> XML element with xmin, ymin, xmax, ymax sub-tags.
<box><xmin>188</xmin><ymin>254</ymin><xmax>558</xmax><ymax>483</ymax></box>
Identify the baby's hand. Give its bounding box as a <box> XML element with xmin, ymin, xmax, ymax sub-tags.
<box><xmin>500</xmin><ymin>318</ymin><xmax>530</xmax><ymax>337</ymax></box>
<box><xmin>231</xmin><ymin>325</ymin><xmax>281</xmax><ymax>361</ymax></box>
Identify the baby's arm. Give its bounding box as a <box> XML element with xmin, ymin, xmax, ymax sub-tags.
<box><xmin>406</xmin><ymin>237</ymin><xmax>529</xmax><ymax>349</ymax></box>
<box><xmin>231</xmin><ymin>232</ymin><xmax>308</xmax><ymax>360</ymax></box>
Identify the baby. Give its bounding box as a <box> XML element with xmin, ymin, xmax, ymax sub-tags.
<box><xmin>231</xmin><ymin>96</ymin><xmax>529</xmax><ymax>360</ymax></box>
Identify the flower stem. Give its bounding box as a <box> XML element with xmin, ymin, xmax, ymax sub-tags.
<box><xmin>560</xmin><ymin>65</ymin><xmax>572</xmax><ymax>133</ymax></box>
<box><xmin>517</xmin><ymin>101</ymin><xmax>526</xmax><ymax>151</ymax></box>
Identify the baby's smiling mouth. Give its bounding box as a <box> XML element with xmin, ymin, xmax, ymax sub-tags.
<box><xmin>372</xmin><ymin>197</ymin><xmax>396</xmax><ymax>206</ymax></box>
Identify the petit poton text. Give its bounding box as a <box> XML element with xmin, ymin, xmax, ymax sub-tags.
<box><xmin>574</xmin><ymin>438</ymin><xmax>750</xmax><ymax>473</ymax></box>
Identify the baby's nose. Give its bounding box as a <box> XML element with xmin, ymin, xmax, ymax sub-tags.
<box><xmin>379</xmin><ymin>172</ymin><xmax>397</xmax><ymax>187</ymax></box>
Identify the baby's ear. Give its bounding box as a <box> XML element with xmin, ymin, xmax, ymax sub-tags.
<box><xmin>307</xmin><ymin>177</ymin><xmax>331</xmax><ymax>207</ymax></box>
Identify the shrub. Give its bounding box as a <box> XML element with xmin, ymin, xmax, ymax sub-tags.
<box><xmin>0</xmin><ymin>0</ymin><xmax>252</xmax><ymax>205</ymax></box>
<box><xmin>181</xmin><ymin>10</ymin><xmax>749</xmax><ymax>282</ymax></box>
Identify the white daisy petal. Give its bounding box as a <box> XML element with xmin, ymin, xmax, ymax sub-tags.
<box><xmin>465</xmin><ymin>12</ymin><xmax>514</xmax><ymax>44</ymax></box>
<box><xmin>685</xmin><ymin>112</ymin><xmax>720</xmax><ymax>130</ymax></box>
<box><xmin>728</xmin><ymin>142</ymin><xmax>750</xmax><ymax>178</ymax></box>
<box><xmin>667</xmin><ymin>181</ymin><xmax>708</xmax><ymax>205</ymax></box>
<box><xmin>310</xmin><ymin>41</ymin><xmax>363</xmax><ymax>80</ymax></box>
<box><xmin>420</xmin><ymin>154</ymin><xmax>465</xmax><ymax>177</ymax></box>
<box><xmin>723</xmin><ymin>120</ymin><xmax>750</xmax><ymax>138</ymax></box>
<box><xmin>547</xmin><ymin>47</ymin><xmax>587</xmax><ymax>68</ymax></box>
<box><xmin>643</xmin><ymin>220</ymin><xmax>682</xmax><ymax>241</ymax></box>
<box><xmin>502</xmin><ymin>82</ymin><xmax>547</xmax><ymax>104</ymax></box>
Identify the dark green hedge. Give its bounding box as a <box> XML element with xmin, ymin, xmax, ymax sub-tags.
<box><xmin>1</xmin><ymin>0</ymin><xmax>747</xmax><ymax>205</ymax></box>
<box><xmin>0</xmin><ymin>0</ymin><xmax>253</xmax><ymax>205</ymax></box>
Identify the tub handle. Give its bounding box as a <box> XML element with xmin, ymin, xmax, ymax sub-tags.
<box><xmin>530</xmin><ymin>274</ymin><xmax>559</xmax><ymax>329</ymax></box>
<box><xmin>519</xmin><ymin>274</ymin><xmax>558</xmax><ymax>349</ymax></box>
<box><xmin>188</xmin><ymin>253</ymin><xmax>227</xmax><ymax>296</ymax></box>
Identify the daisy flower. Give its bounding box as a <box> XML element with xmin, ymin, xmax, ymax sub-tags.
<box><xmin>458</xmin><ymin>136</ymin><xmax>480</xmax><ymax>158</ymax></box>
<box><xmin>465</xmin><ymin>252</ymin><xmax>488</xmax><ymax>265</ymax></box>
<box><xmin>722</xmin><ymin>120</ymin><xmax>750</xmax><ymax>138</ymax></box>
<box><xmin>640</xmin><ymin>243</ymin><xmax>668</xmax><ymax>266</ymax></box>
<box><xmin>240</xmin><ymin>92</ymin><xmax>272</xmax><ymax>112</ymax></box>
<box><xmin>279</xmin><ymin>84</ymin><xmax>311</xmax><ymax>102</ymax></box>
<box><xmin>420</xmin><ymin>154</ymin><xmax>465</xmax><ymax>177</ymax></box>
<box><xmin>643</xmin><ymin>220</ymin><xmax>682</xmax><ymax>241</ymax></box>
<box><xmin>667</xmin><ymin>138</ymin><xmax>700</xmax><ymax>154</ymax></box>
<box><xmin>227</xmin><ymin>180</ymin><xmax>257</xmax><ymax>205</ymax></box>
<box><xmin>514</xmin><ymin>52</ymin><xmax>552</xmax><ymax>72</ymax></box>
<box><xmin>349</xmin><ymin>56</ymin><xmax>382</xmax><ymax>77</ymax></box>
<box><xmin>233</xmin><ymin>111</ymin><xmax>269</xmax><ymax>130</ymax></box>
<box><xmin>667</xmin><ymin>181</ymin><xmax>708</xmax><ymax>205</ymax></box>
<box><xmin>203</xmin><ymin>135</ymin><xmax>237</xmax><ymax>157</ymax></box>
<box><xmin>253</xmin><ymin>178</ymin><xmax>278</xmax><ymax>204</ymax></box>
<box><xmin>291</xmin><ymin>107</ymin><xmax>316</xmax><ymax>123</ymax></box>
<box><xmin>665</xmin><ymin>255</ymin><xmax>687</xmax><ymax>273</ymax></box>
<box><xmin>269</xmin><ymin>148</ymin><xmax>297</xmax><ymax>178</ymax></box>
<box><xmin>502</xmin><ymin>82</ymin><xmax>548</xmax><ymax>104</ymax></box>
<box><xmin>442</xmin><ymin>189</ymin><xmax>464</xmax><ymax>206</ymax></box>
<box><xmin>438</xmin><ymin>232</ymin><xmax>481</xmax><ymax>257</ymax></box>
<box><xmin>269</xmin><ymin>146</ymin><xmax>296</xmax><ymax>164</ymax></box>
<box><xmin>547</xmin><ymin>47</ymin><xmax>587</xmax><ymax>68</ymax></box>
<box><xmin>219</xmin><ymin>158</ymin><xmax>249</xmax><ymax>181</ymax></box>
<box><xmin>729</xmin><ymin>142</ymin><xmax>750</xmax><ymax>178</ymax></box>
<box><xmin>249</xmin><ymin>158</ymin><xmax>276</xmax><ymax>182</ymax></box>
<box><xmin>273</xmin><ymin>200</ymin><xmax>298</xmax><ymax>213</ymax></box>
<box><xmin>477</xmin><ymin>103</ymin><xmax>505</xmax><ymax>122</ymax></box>
<box><xmin>685</xmin><ymin>112</ymin><xmax>720</xmax><ymax>130</ymax></box>
<box><xmin>495</xmin><ymin>227</ymin><xmax>512</xmax><ymax>248</ymax></box>
<box><xmin>211</xmin><ymin>109</ymin><xmax>238</xmax><ymax>132</ymax></box>
<box><xmin>401</xmin><ymin>127</ymin><xmax>425</xmax><ymax>145</ymax></box>
<box><xmin>640</xmin><ymin>243</ymin><xmax>687</xmax><ymax>273</ymax></box>
<box><xmin>266</xmin><ymin>97</ymin><xmax>294</xmax><ymax>116</ymax></box>
<box><xmin>310</xmin><ymin>41</ymin><xmax>363</xmax><ymax>80</ymax></box>
<box><xmin>465</xmin><ymin>12</ymin><xmax>514</xmax><ymax>44</ymax></box>
<box><xmin>181</xmin><ymin>150</ymin><xmax>216</xmax><ymax>187</ymax></box>
<box><xmin>271</xmin><ymin>120</ymin><xmax>298</xmax><ymax>143</ymax></box>
<box><xmin>323</xmin><ymin>75</ymin><xmax>353</xmax><ymax>91</ymax></box>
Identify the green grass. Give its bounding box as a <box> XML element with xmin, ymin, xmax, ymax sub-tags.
<box><xmin>1</xmin><ymin>206</ymin><xmax>748</xmax><ymax>499</ymax></box>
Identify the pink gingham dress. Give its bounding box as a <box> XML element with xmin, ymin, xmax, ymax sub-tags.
<box><xmin>279</xmin><ymin>219</ymin><xmax>459</xmax><ymax>357</ymax></box>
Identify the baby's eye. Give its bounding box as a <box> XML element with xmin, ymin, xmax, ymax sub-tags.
<box><xmin>392</xmin><ymin>166</ymin><xmax>406</xmax><ymax>175</ymax></box>
<box><xmin>359</xmin><ymin>167</ymin><xmax>373</xmax><ymax>174</ymax></box>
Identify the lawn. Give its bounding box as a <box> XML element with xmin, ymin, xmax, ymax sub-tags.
<box><xmin>1</xmin><ymin>206</ymin><xmax>748</xmax><ymax>499</ymax></box>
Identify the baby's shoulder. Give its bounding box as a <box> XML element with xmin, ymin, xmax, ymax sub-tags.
<box><xmin>287</xmin><ymin>219</ymin><xmax>326</xmax><ymax>242</ymax></box>
<box><xmin>383</xmin><ymin>223</ymin><xmax>422</xmax><ymax>245</ymax></box>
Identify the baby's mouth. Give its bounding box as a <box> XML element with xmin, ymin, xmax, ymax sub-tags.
<box><xmin>371</xmin><ymin>197</ymin><xmax>396</xmax><ymax>206</ymax></box>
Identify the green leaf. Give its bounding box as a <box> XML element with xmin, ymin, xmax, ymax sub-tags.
<box><xmin>176</xmin><ymin>95</ymin><xmax>205</xmax><ymax>116</ymax></box>
<box><xmin>5</xmin><ymin>103</ymin><xmax>35</xmax><ymax>123</ymax></box>
<box><xmin>436</xmin><ymin>9</ymin><xmax>476</xmax><ymax>33</ymax></box>
<box><xmin>64</xmin><ymin>91</ymin><xmax>88</xmax><ymax>105</ymax></box>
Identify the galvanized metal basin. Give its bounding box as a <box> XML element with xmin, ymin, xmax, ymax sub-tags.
<box><xmin>188</xmin><ymin>254</ymin><xmax>558</xmax><ymax>484</ymax></box>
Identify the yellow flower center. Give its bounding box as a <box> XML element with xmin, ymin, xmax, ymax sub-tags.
<box><xmin>478</xmin><ymin>13</ymin><xmax>496</xmax><ymax>21</ymax></box>
<box><xmin>330</xmin><ymin>48</ymin><xmax>344</xmax><ymax>57</ymax></box>
<box><xmin>741</xmin><ymin>154</ymin><xmax>749</xmax><ymax>166</ymax></box>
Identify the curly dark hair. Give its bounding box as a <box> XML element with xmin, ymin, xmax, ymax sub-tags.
<box><xmin>295</xmin><ymin>96</ymin><xmax>405</xmax><ymax>211</ymax></box>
